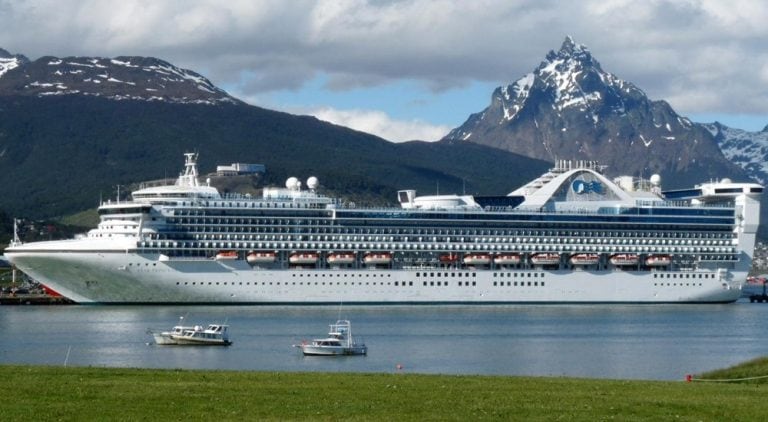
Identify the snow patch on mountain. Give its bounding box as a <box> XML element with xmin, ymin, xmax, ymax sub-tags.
<box><xmin>0</xmin><ymin>56</ymin><xmax>21</xmax><ymax>77</ymax></box>
<box><xmin>0</xmin><ymin>48</ymin><xmax>239</xmax><ymax>105</ymax></box>
<box><xmin>500</xmin><ymin>72</ymin><xmax>534</xmax><ymax>122</ymax></box>
<box><xmin>704</xmin><ymin>122</ymin><xmax>768</xmax><ymax>185</ymax></box>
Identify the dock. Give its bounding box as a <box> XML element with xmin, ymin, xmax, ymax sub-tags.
<box><xmin>0</xmin><ymin>294</ymin><xmax>73</xmax><ymax>305</ymax></box>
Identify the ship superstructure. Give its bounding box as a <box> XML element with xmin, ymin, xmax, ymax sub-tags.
<box><xmin>5</xmin><ymin>155</ymin><xmax>763</xmax><ymax>304</ymax></box>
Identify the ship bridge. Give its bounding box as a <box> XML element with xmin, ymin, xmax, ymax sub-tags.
<box><xmin>130</xmin><ymin>152</ymin><xmax>221</xmax><ymax>203</ymax></box>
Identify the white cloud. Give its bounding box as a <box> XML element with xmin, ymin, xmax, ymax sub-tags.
<box><xmin>0</xmin><ymin>0</ymin><xmax>766</xmax><ymax>121</ymax></box>
<box><xmin>307</xmin><ymin>107</ymin><xmax>451</xmax><ymax>142</ymax></box>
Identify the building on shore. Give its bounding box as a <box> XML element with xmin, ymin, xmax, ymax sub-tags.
<box><xmin>216</xmin><ymin>163</ymin><xmax>265</xmax><ymax>176</ymax></box>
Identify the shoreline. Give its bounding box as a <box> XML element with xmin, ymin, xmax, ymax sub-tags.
<box><xmin>0</xmin><ymin>294</ymin><xmax>72</xmax><ymax>305</ymax></box>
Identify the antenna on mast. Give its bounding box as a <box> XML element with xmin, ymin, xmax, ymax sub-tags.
<box><xmin>12</xmin><ymin>218</ymin><xmax>20</xmax><ymax>245</ymax></box>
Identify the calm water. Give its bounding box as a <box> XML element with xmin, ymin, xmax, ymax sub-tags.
<box><xmin>2</xmin><ymin>300</ymin><xmax>767</xmax><ymax>380</ymax></box>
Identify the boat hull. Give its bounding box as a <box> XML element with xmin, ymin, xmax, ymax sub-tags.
<box><xmin>301</xmin><ymin>345</ymin><xmax>367</xmax><ymax>356</ymax></box>
<box><xmin>6</xmin><ymin>250</ymin><xmax>745</xmax><ymax>304</ymax></box>
<box><xmin>152</xmin><ymin>332</ymin><xmax>178</xmax><ymax>345</ymax></box>
<box><xmin>169</xmin><ymin>337</ymin><xmax>232</xmax><ymax>346</ymax></box>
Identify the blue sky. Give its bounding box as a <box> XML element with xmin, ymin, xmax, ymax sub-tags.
<box><xmin>249</xmin><ymin>75</ymin><xmax>500</xmax><ymax>141</ymax></box>
<box><xmin>1</xmin><ymin>0</ymin><xmax>766</xmax><ymax>141</ymax></box>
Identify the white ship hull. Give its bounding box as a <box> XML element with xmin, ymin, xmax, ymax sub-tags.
<box><xmin>9</xmin><ymin>249</ymin><xmax>744</xmax><ymax>304</ymax></box>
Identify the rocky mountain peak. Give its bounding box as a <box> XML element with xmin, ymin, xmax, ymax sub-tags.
<box><xmin>443</xmin><ymin>37</ymin><xmax>747</xmax><ymax>188</ymax></box>
<box><xmin>703</xmin><ymin>121</ymin><xmax>768</xmax><ymax>185</ymax></box>
<box><xmin>0</xmin><ymin>48</ymin><xmax>240</xmax><ymax>105</ymax></box>
<box><xmin>544</xmin><ymin>35</ymin><xmax>594</xmax><ymax>67</ymax></box>
<box><xmin>456</xmin><ymin>36</ymin><xmax>650</xmax><ymax>141</ymax></box>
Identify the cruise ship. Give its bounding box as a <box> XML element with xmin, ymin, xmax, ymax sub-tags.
<box><xmin>5</xmin><ymin>153</ymin><xmax>763</xmax><ymax>304</ymax></box>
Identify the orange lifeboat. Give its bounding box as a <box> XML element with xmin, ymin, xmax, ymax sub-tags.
<box><xmin>493</xmin><ymin>253</ymin><xmax>521</xmax><ymax>266</ymax></box>
<box><xmin>289</xmin><ymin>252</ymin><xmax>319</xmax><ymax>265</ymax></box>
<box><xmin>463</xmin><ymin>253</ymin><xmax>491</xmax><ymax>266</ymax></box>
<box><xmin>327</xmin><ymin>252</ymin><xmax>356</xmax><ymax>265</ymax></box>
<box><xmin>645</xmin><ymin>254</ymin><xmax>671</xmax><ymax>266</ymax></box>
<box><xmin>530</xmin><ymin>253</ymin><xmax>560</xmax><ymax>265</ymax></box>
<box><xmin>215</xmin><ymin>250</ymin><xmax>238</xmax><ymax>261</ymax></box>
<box><xmin>569</xmin><ymin>253</ymin><xmax>600</xmax><ymax>265</ymax></box>
<box><xmin>609</xmin><ymin>253</ymin><xmax>639</xmax><ymax>266</ymax></box>
<box><xmin>439</xmin><ymin>253</ymin><xmax>458</xmax><ymax>263</ymax></box>
<box><xmin>246</xmin><ymin>251</ymin><xmax>276</xmax><ymax>264</ymax></box>
<box><xmin>363</xmin><ymin>252</ymin><xmax>392</xmax><ymax>265</ymax></box>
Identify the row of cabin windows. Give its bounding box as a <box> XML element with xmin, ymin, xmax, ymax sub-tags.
<box><xmin>176</xmin><ymin>233</ymin><xmax>736</xmax><ymax>248</ymax></box>
<box><xmin>653</xmin><ymin>273</ymin><xmax>716</xmax><ymax>279</ymax></box>
<box><xmin>423</xmin><ymin>281</ymin><xmax>477</xmax><ymax>287</ymax></box>
<box><xmin>172</xmin><ymin>280</ymin><xmax>485</xmax><ymax>287</ymax></box>
<box><xmin>494</xmin><ymin>272</ymin><xmax>546</xmax><ymax>278</ymax></box>
<box><xmin>417</xmin><ymin>272</ymin><xmax>476</xmax><ymax>278</ymax></box>
<box><xmin>293</xmin><ymin>273</ymin><xmax>392</xmax><ymax>278</ymax></box>
<box><xmin>176</xmin><ymin>280</ymin><xmax>412</xmax><ymax>287</ymax></box>
<box><xmin>167</xmin><ymin>218</ymin><xmax>735</xmax><ymax>240</ymax></box>
<box><xmin>493</xmin><ymin>281</ymin><xmax>545</xmax><ymax>287</ymax></box>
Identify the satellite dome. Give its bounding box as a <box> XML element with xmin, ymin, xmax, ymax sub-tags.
<box><xmin>286</xmin><ymin>177</ymin><xmax>299</xmax><ymax>189</ymax></box>
<box><xmin>307</xmin><ymin>176</ymin><xmax>319</xmax><ymax>190</ymax></box>
<box><xmin>650</xmin><ymin>174</ymin><xmax>661</xmax><ymax>186</ymax></box>
<box><xmin>721</xmin><ymin>178</ymin><xmax>732</xmax><ymax>184</ymax></box>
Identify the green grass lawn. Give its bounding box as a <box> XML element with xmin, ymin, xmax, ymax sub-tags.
<box><xmin>1</xmin><ymin>361</ymin><xmax>767</xmax><ymax>421</ymax></box>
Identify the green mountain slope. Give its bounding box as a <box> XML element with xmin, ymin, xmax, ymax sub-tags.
<box><xmin>0</xmin><ymin>95</ymin><xmax>550</xmax><ymax>221</ymax></box>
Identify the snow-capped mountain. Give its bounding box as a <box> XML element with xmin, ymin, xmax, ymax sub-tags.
<box><xmin>0</xmin><ymin>48</ymin><xmax>29</xmax><ymax>77</ymax></box>
<box><xmin>0</xmin><ymin>48</ymin><xmax>240</xmax><ymax>105</ymax></box>
<box><xmin>443</xmin><ymin>37</ymin><xmax>747</xmax><ymax>188</ymax></box>
<box><xmin>704</xmin><ymin>122</ymin><xmax>768</xmax><ymax>185</ymax></box>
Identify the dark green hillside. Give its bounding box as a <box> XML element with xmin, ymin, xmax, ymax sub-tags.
<box><xmin>0</xmin><ymin>95</ymin><xmax>550</xmax><ymax>220</ymax></box>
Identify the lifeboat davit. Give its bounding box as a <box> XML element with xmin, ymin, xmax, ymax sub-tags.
<box><xmin>289</xmin><ymin>252</ymin><xmax>319</xmax><ymax>265</ymax></box>
<box><xmin>215</xmin><ymin>250</ymin><xmax>238</xmax><ymax>261</ymax></box>
<box><xmin>463</xmin><ymin>254</ymin><xmax>491</xmax><ymax>266</ymax></box>
<box><xmin>327</xmin><ymin>252</ymin><xmax>356</xmax><ymax>265</ymax></box>
<box><xmin>363</xmin><ymin>252</ymin><xmax>392</xmax><ymax>265</ymax></box>
<box><xmin>609</xmin><ymin>253</ymin><xmax>639</xmax><ymax>266</ymax></box>
<box><xmin>530</xmin><ymin>253</ymin><xmax>560</xmax><ymax>265</ymax></box>
<box><xmin>645</xmin><ymin>254</ymin><xmax>671</xmax><ymax>266</ymax></box>
<box><xmin>246</xmin><ymin>251</ymin><xmax>276</xmax><ymax>264</ymax></box>
<box><xmin>493</xmin><ymin>253</ymin><xmax>521</xmax><ymax>266</ymax></box>
<box><xmin>570</xmin><ymin>253</ymin><xmax>600</xmax><ymax>265</ymax></box>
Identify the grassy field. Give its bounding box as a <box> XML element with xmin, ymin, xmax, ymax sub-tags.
<box><xmin>1</xmin><ymin>360</ymin><xmax>767</xmax><ymax>421</ymax></box>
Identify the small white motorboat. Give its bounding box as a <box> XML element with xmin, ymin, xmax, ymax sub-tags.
<box><xmin>170</xmin><ymin>324</ymin><xmax>232</xmax><ymax>346</ymax></box>
<box><xmin>150</xmin><ymin>324</ymin><xmax>192</xmax><ymax>345</ymax></box>
<box><xmin>296</xmin><ymin>319</ymin><xmax>367</xmax><ymax>356</ymax></box>
<box><xmin>149</xmin><ymin>317</ymin><xmax>232</xmax><ymax>346</ymax></box>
